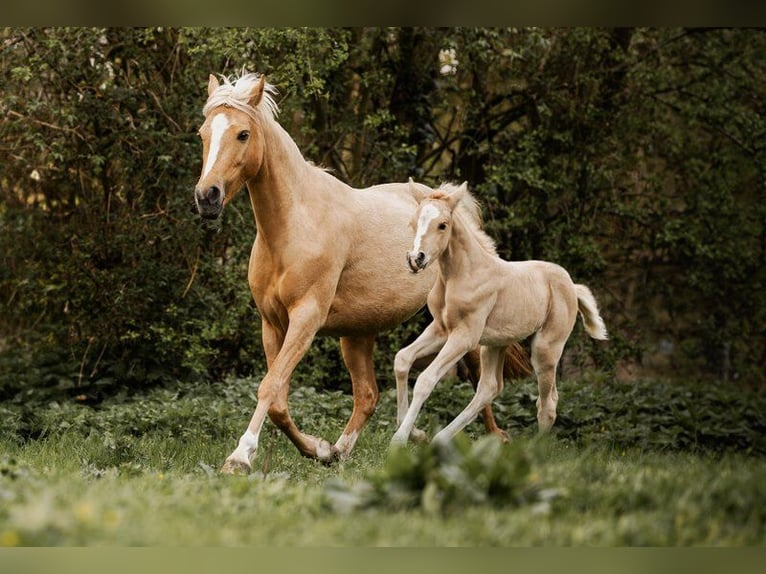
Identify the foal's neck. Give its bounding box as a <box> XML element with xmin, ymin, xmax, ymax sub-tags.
<box><xmin>438</xmin><ymin>213</ymin><xmax>494</xmax><ymax>280</ymax></box>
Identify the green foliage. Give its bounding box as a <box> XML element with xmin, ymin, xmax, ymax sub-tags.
<box><xmin>551</xmin><ymin>377</ymin><xmax>766</xmax><ymax>454</ymax></box>
<box><xmin>1</xmin><ymin>378</ymin><xmax>764</xmax><ymax>545</ymax></box>
<box><xmin>1</xmin><ymin>27</ymin><xmax>764</xmax><ymax>398</ymax></box>
<box><xmin>323</xmin><ymin>435</ymin><xmax>557</xmax><ymax>515</ymax></box>
<box><xmin>0</xmin><ymin>28</ymin><xmax>264</xmax><ymax>398</ymax></box>
<box><xmin>1</xmin><ymin>373</ymin><xmax>763</xmax><ymax>465</ymax></box>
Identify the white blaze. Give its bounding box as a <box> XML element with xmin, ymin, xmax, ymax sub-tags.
<box><xmin>412</xmin><ymin>204</ymin><xmax>440</xmax><ymax>253</ymax></box>
<box><xmin>203</xmin><ymin>113</ymin><xmax>231</xmax><ymax>179</ymax></box>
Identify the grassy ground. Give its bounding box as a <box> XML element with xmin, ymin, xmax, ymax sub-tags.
<box><xmin>0</xmin><ymin>375</ymin><xmax>764</xmax><ymax>546</ymax></box>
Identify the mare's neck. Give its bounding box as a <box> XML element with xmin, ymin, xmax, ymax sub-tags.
<box><xmin>245</xmin><ymin>118</ymin><xmax>317</xmax><ymax>245</ymax></box>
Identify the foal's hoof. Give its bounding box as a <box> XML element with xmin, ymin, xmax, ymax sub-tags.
<box><xmin>220</xmin><ymin>459</ymin><xmax>251</xmax><ymax>475</ymax></box>
<box><xmin>410</xmin><ymin>428</ymin><xmax>429</xmax><ymax>443</ymax></box>
<box><xmin>389</xmin><ymin>437</ymin><xmax>407</xmax><ymax>451</ymax></box>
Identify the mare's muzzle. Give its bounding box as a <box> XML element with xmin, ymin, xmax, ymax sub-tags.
<box><xmin>406</xmin><ymin>251</ymin><xmax>427</xmax><ymax>273</ymax></box>
<box><xmin>194</xmin><ymin>185</ymin><xmax>224</xmax><ymax>220</ymax></box>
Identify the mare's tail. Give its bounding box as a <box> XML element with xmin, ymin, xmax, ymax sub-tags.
<box><xmin>574</xmin><ymin>284</ymin><xmax>608</xmax><ymax>340</ymax></box>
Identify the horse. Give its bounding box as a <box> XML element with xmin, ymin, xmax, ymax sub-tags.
<box><xmin>192</xmin><ymin>71</ymin><xmax>530</xmax><ymax>474</ymax></box>
<box><xmin>390</xmin><ymin>181</ymin><xmax>608</xmax><ymax>446</ymax></box>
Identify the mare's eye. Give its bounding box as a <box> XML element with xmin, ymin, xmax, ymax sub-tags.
<box><xmin>438</xmin><ymin>222</ymin><xmax>448</xmax><ymax>231</ymax></box>
<box><xmin>237</xmin><ymin>130</ymin><xmax>250</xmax><ymax>142</ymax></box>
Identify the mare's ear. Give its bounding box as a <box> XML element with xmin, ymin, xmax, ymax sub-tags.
<box><xmin>248</xmin><ymin>75</ymin><xmax>267</xmax><ymax>108</ymax></box>
<box><xmin>446</xmin><ymin>181</ymin><xmax>468</xmax><ymax>210</ymax></box>
<box><xmin>207</xmin><ymin>74</ymin><xmax>220</xmax><ymax>97</ymax></box>
<box><xmin>407</xmin><ymin>177</ymin><xmax>429</xmax><ymax>203</ymax></box>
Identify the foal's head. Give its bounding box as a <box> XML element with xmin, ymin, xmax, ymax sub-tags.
<box><xmin>194</xmin><ymin>73</ymin><xmax>278</xmax><ymax>219</ymax></box>
<box><xmin>406</xmin><ymin>181</ymin><xmax>467</xmax><ymax>273</ymax></box>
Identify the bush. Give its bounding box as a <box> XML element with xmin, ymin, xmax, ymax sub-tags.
<box><xmin>1</xmin><ymin>28</ymin><xmax>764</xmax><ymax>400</ymax></box>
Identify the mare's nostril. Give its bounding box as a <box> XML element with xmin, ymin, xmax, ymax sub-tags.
<box><xmin>415</xmin><ymin>251</ymin><xmax>426</xmax><ymax>267</ymax></box>
<box><xmin>207</xmin><ymin>186</ymin><xmax>221</xmax><ymax>204</ymax></box>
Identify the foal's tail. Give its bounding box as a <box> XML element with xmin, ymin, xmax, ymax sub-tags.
<box><xmin>574</xmin><ymin>284</ymin><xmax>608</xmax><ymax>340</ymax></box>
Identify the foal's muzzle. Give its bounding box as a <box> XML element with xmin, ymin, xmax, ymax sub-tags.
<box><xmin>194</xmin><ymin>185</ymin><xmax>224</xmax><ymax>220</ymax></box>
<box><xmin>406</xmin><ymin>251</ymin><xmax>427</xmax><ymax>273</ymax></box>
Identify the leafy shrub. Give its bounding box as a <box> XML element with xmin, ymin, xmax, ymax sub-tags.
<box><xmin>323</xmin><ymin>435</ymin><xmax>558</xmax><ymax>515</ymax></box>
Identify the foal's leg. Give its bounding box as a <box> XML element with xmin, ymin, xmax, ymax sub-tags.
<box><xmin>461</xmin><ymin>348</ymin><xmax>509</xmax><ymax>441</ymax></box>
<box><xmin>390</xmin><ymin>329</ymin><xmax>476</xmax><ymax>446</ymax></box>
<box><xmin>433</xmin><ymin>346</ymin><xmax>505</xmax><ymax>444</ymax></box>
<box><xmin>334</xmin><ymin>335</ymin><xmax>379</xmax><ymax>459</ymax></box>
<box><xmin>393</xmin><ymin>321</ymin><xmax>448</xmax><ymax>442</ymax></box>
<box><xmin>530</xmin><ymin>331</ymin><xmax>568</xmax><ymax>432</ymax></box>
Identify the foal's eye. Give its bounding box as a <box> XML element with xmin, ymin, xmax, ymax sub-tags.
<box><xmin>237</xmin><ymin>130</ymin><xmax>250</xmax><ymax>142</ymax></box>
<box><xmin>438</xmin><ymin>222</ymin><xmax>448</xmax><ymax>231</ymax></box>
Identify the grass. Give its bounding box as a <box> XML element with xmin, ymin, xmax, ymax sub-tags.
<box><xmin>0</xmin><ymin>375</ymin><xmax>764</xmax><ymax>546</ymax></box>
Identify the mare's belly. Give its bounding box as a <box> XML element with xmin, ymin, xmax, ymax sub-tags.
<box><xmin>320</xmin><ymin>262</ymin><xmax>436</xmax><ymax>337</ymax></box>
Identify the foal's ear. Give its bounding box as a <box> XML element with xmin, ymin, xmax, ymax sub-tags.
<box><xmin>407</xmin><ymin>177</ymin><xmax>429</xmax><ymax>203</ymax></box>
<box><xmin>207</xmin><ymin>74</ymin><xmax>220</xmax><ymax>97</ymax></box>
<box><xmin>446</xmin><ymin>181</ymin><xmax>468</xmax><ymax>210</ymax></box>
<box><xmin>248</xmin><ymin>75</ymin><xmax>268</xmax><ymax>108</ymax></box>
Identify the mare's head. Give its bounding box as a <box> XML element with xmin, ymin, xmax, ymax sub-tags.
<box><xmin>194</xmin><ymin>72</ymin><xmax>279</xmax><ymax>219</ymax></box>
<box><xmin>406</xmin><ymin>180</ymin><xmax>467</xmax><ymax>273</ymax></box>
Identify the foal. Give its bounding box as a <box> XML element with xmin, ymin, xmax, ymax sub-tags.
<box><xmin>391</xmin><ymin>182</ymin><xmax>608</xmax><ymax>446</ymax></box>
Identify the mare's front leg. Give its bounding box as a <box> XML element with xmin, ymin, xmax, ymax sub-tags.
<box><xmin>390</xmin><ymin>327</ymin><xmax>476</xmax><ymax>447</ymax></box>
<box><xmin>221</xmin><ymin>319</ymin><xmax>283</xmax><ymax>474</ymax></box>
<box><xmin>221</xmin><ymin>299</ymin><xmax>335</xmax><ymax>474</ymax></box>
<box><xmin>393</xmin><ymin>321</ymin><xmax>448</xmax><ymax>443</ymax></box>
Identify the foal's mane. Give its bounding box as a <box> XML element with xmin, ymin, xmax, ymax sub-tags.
<box><xmin>433</xmin><ymin>183</ymin><xmax>497</xmax><ymax>256</ymax></box>
<box><xmin>202</xmin><ymin>72</ymin><xmax>280</xmax><ymax>122</ymax></box>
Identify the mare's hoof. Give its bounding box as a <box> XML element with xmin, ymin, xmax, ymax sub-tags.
<box><xmin>302</xmin><ymin>435</ymin><xmax>341</xmax><ymax>465</ymax></box>
<box><xmin>492</xmin><ymin>428</ymin><xmax>510</xmax><ymax>443</ymax></box>
<box><xmin>316</xmin><ymin>440</ymin><xmax>342</xmax><ymax>466</ymax></box>
<box><xmin>220</xmin><ymin>459</ymin><xmax>251</xmax><ymax>475</ymax></box>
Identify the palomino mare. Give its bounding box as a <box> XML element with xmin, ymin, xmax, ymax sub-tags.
<box><xmin>391</xmin><ymin>182</ymin><xmax>608</xmax><ymax>446</ymax></box>
<box><xmin>193</xmin><ymin>72</ymin><xmax>529</xmax><ymax>474</ymax></box>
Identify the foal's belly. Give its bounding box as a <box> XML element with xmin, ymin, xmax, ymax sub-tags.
<box><xmin>478</xmin><ymin>323</ymin><xmax>534</xmax><ymax>346</ymax></box>
<box><xmin>478</xmin><ymin>301</ymin><xmax>546</xmax><ymax>346</ymax></box>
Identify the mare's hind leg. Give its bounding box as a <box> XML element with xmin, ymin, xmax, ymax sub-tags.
<box><xmin>334</xmin><ymin>335</ymin><xmax>379</xmax><ymax>459</ymax></box>
<box><xmin>433</xmin><ymin>346</ymin><xmax>505</xmax><ymax>444</ymax></box>
<box><xmin>530</xmin><ymin>331</ymin><xmax>568</xmax><ymax>432</ymax></box>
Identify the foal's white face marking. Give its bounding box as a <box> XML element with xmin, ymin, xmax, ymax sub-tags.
<box><xmin>203</xmin><ymin>112</ymin><xmax>232</xmax><ymax>179</ymax></box>
<box><xmin>412</xmin><ymin>203</ymin><xmax>440</xmax><ymax>253</ymax></box>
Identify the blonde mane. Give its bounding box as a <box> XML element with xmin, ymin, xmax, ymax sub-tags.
<box><xmin>435</xmin><ymin>183</ymin><xmax>497</xmax><ymax>256</ymax></box>
<box><xmin>202</xmin><ymin>72</ymin><xmax>280</xmax><ymax>122</ymax></box>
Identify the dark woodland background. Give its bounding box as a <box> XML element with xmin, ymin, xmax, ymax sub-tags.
<box><xmin>1</xmin><ymin>28</ymin><xmax>764</xmax><ymax>403</ymax></box>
